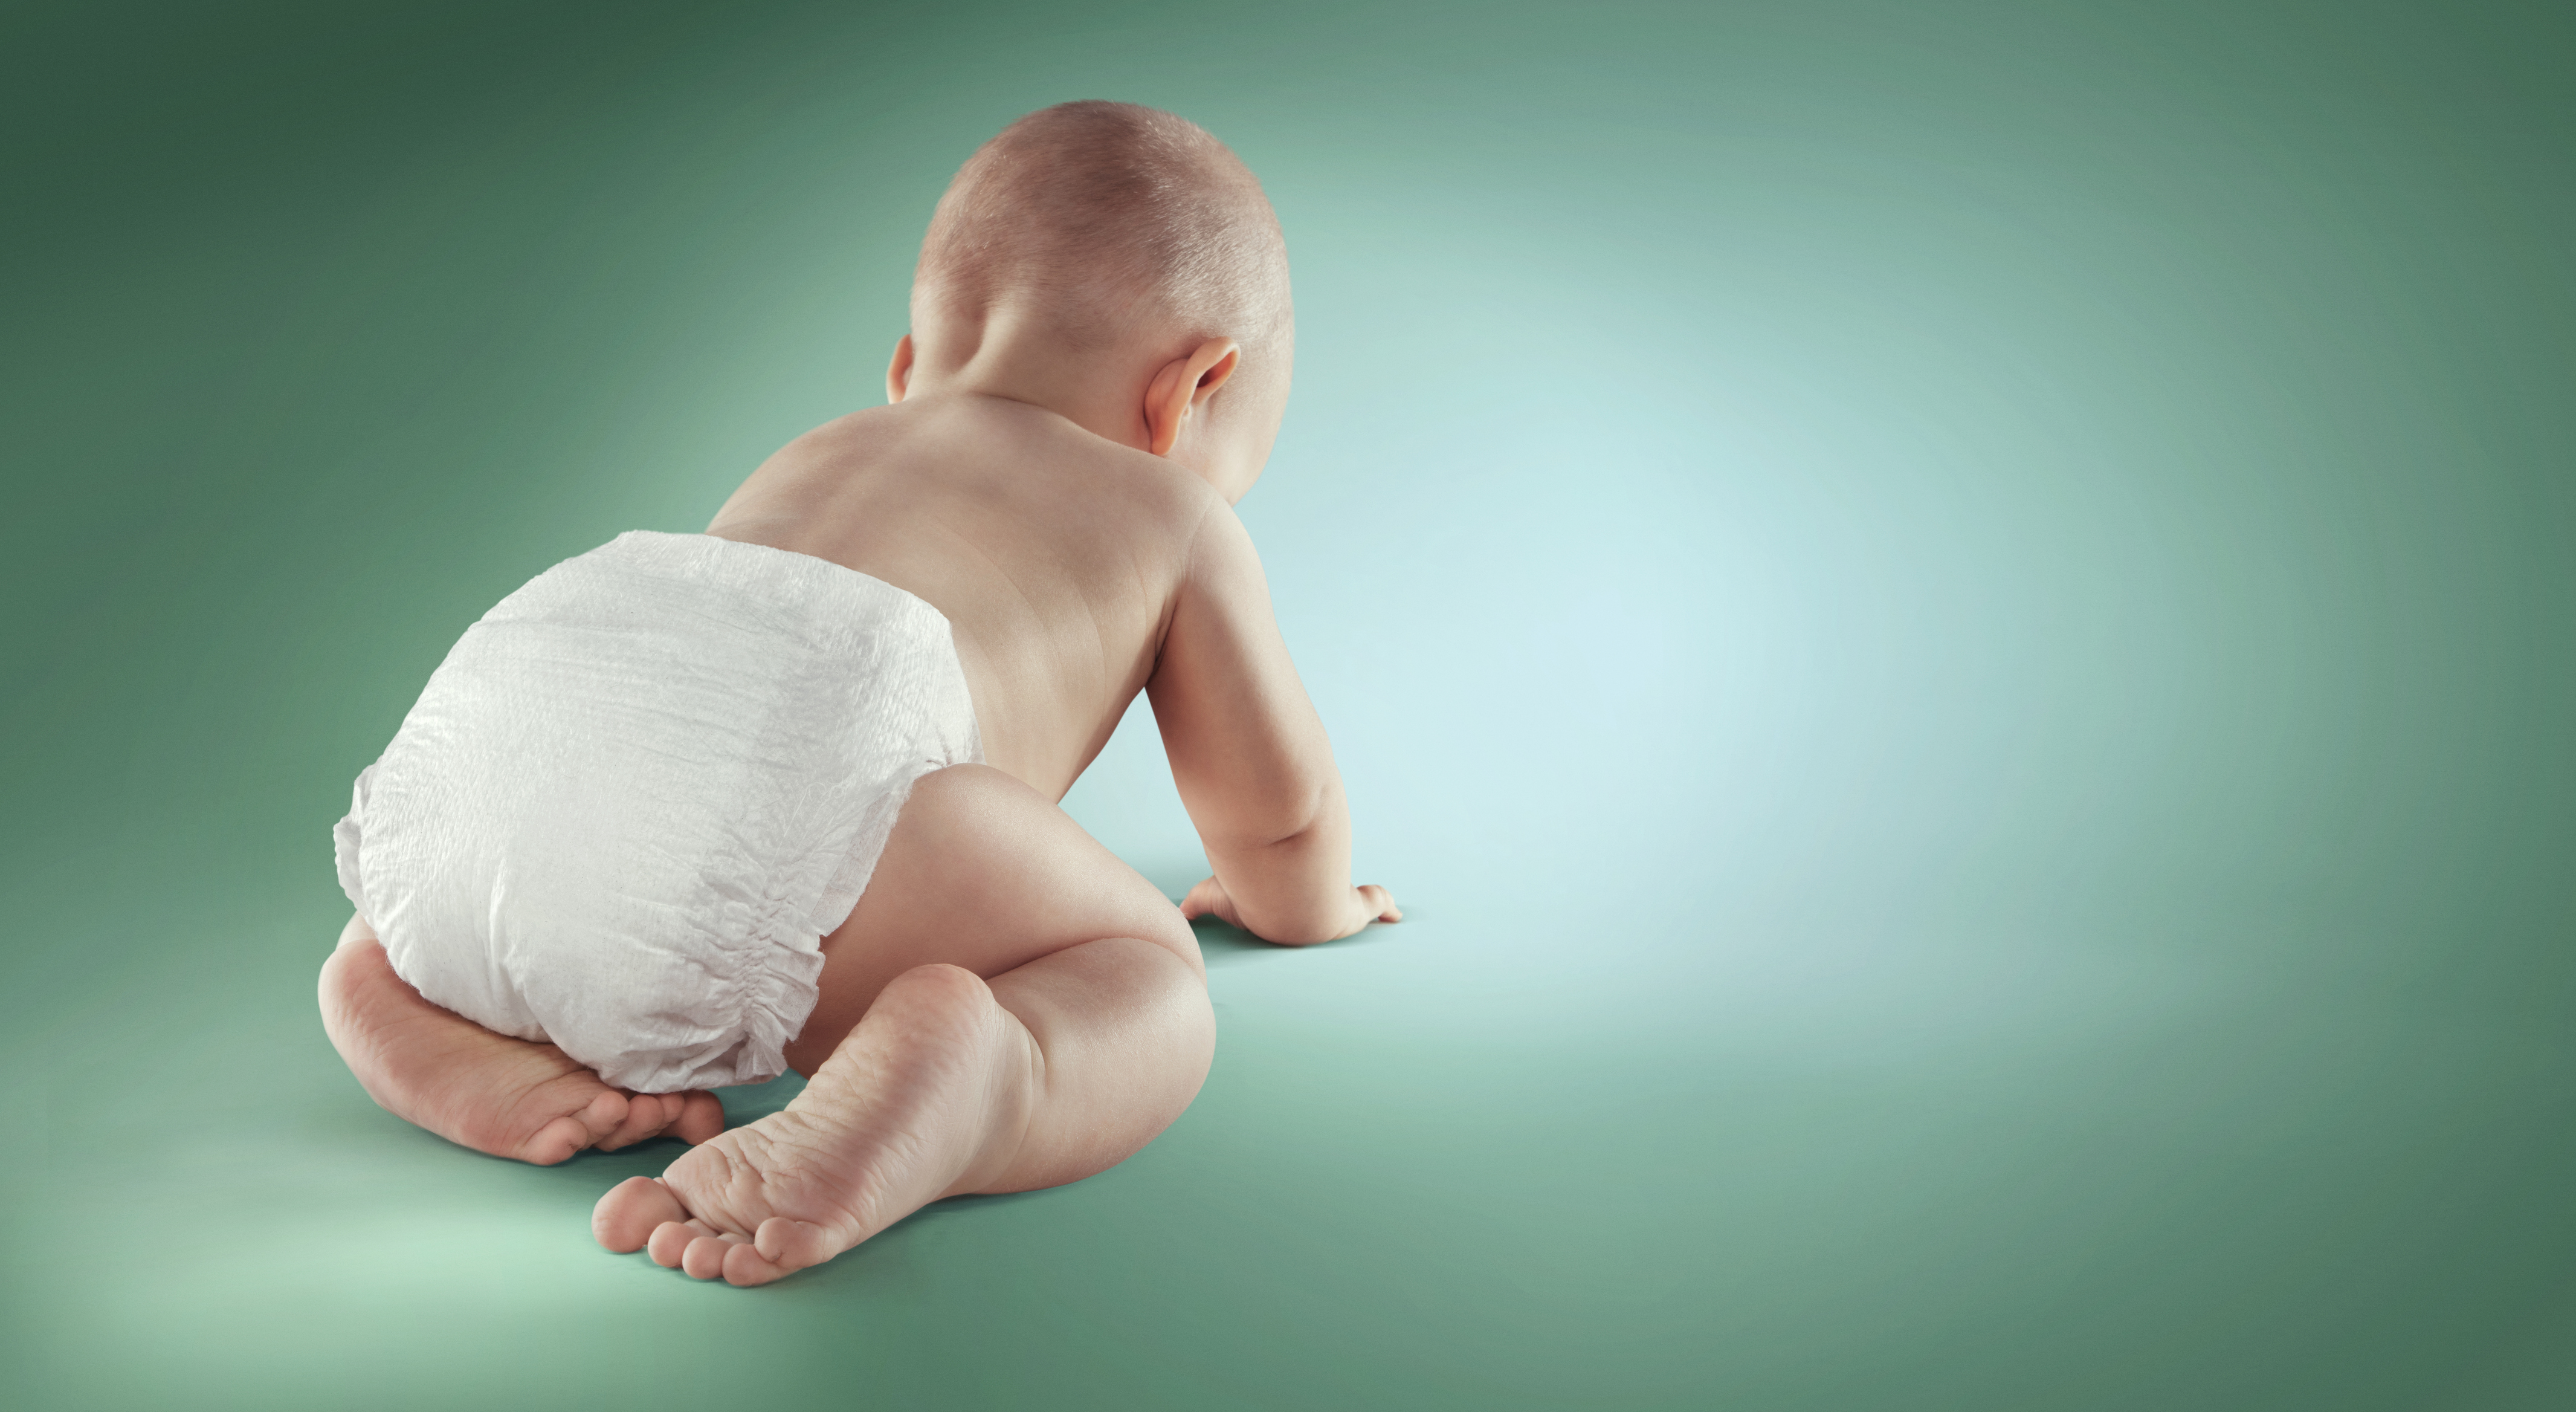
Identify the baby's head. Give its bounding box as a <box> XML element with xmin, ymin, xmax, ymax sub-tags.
<box><xmin>901</xmin><ymin>102</ymin><xmax>1293</xmax><ymax>501</ymax></box>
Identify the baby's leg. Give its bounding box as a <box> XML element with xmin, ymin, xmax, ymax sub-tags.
<box><xmin>319</xmin><ymin>916</ymin><xmax>725</xmax><ymax>1164</ymax></box>
<box><xmin>591</xmin><ymin>763</ymin><xmax>1213</xmax><ymax>1284</ymax></box>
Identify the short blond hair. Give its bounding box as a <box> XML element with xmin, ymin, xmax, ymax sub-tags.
<box><xmin>913</xmin><ymin>102</ymin><xmax>1291</xmax><ymax>360</ymax></box>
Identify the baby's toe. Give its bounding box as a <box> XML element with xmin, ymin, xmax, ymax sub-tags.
<box><xmin>674</xmin><ymin>1092</ymin><xmax>727</xmax><ymax>1145</ymax></box>
<box><xmin>680</xmin><ymin>1232</ymin><xmax>739</xmax><ymax>1281</ymax></box>
<box><xmin>572</xmin><ymin>1089</ymin><xmax>629</xmax><ymax>1143</ymax></box>
<box><xmin>521</xmin><ymin>1113</ymin><xmax>599</xmax><ymax>1166</ymax></box>
<box><xmin>752</xmin><ymin>1216</ymin><xmax>833</xmax><ymax>1274</ymax></box>
<box><xmin>593</xmin><ymin>1177</ymin><xmax>687</xmax><ymax>1252</ymax></box>
<box><xmin>647</xmin><ymin>1218</ymin><xmax>714</xmax><ymax>1268</ymax></box>
<box><xmin>596</xmin><ymin>1092</ymin><xmax>670</xmax><ymax>1151</ymax></box>
<box><xmin>723</xmin><ymin>1240</ymin><xmax>790</xmax><ymax>1287</ymax></box>
<box><xmin>511</xmin><ymin>1086</ymin><xmax>627</xmax><ymax>1164</ymax></box>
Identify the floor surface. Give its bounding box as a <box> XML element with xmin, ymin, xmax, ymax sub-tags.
<box><xmin>4</xmin><ymin>2</ymin><xmax>2572</xmax><ymax>1408</ymax></box>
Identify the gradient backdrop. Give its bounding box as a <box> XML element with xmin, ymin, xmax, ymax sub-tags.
<box><xmin>3</xmin><ymin>2</ymin><xmax>2571</xmax><ymax>1408</ymax></box>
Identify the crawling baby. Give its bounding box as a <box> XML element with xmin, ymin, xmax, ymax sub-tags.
<box><xmin>318</xmin><ymin>100</ymin><xmax>1398</xmax><ymax>1286</ymax></box>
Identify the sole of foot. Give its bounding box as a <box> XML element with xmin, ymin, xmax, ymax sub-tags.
<box><xmin>591</xmin><ymin>963</ymin><xmax>1027</xmax><ymax>1286</ymax></box>
<box><xmin>326</xmin><ymin>936</ymin><xmax>726</xmax><ymax>1164</ymax></box>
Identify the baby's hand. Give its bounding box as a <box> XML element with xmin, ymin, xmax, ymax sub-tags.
<box><xmin>1180</xmin><ymin>876</ymin><xmax>1401</xmax><ymax>944</ymax></box>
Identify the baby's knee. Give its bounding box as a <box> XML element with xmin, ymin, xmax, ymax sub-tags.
<box><xmin>892</xmin><ymin>760</ymin><xmax>1198</xmax><ymax>968</ymax></box>
<box><xmin>884</xmin><ymin>960</ymin><xmax>995</xmax><ymax>1008</ymax></box>
<box><xmin>1117</xmin><ymin>892</ymin><xmax>1199</xmax><ymax>974</ymax></box>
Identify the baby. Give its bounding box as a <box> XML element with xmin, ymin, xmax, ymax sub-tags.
<box><xmin>318</xmin><ymin>100</ymin><xmax>1398</xmax><ymax>1286</ymax></box>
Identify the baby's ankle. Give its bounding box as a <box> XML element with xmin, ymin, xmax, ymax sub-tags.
<box><xmin>955</xmin><ymin>1004</ymin><xmax>1046</xmax><ymax>1197</ymax></box>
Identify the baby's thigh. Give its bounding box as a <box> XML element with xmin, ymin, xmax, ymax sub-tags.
<box><xmin>783</xmin><ymin>763</ymin><xmax>1197</xmax><ymax>1075</ymax></box>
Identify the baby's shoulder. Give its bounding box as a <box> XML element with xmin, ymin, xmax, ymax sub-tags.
<box><xmin>1039</xmin><ymin>432</ymin><xmax>1232</xmax><ymax>551</ymax></box>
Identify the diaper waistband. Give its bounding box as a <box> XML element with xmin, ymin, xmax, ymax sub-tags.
<box><xmin>585</xmin><ymin>530</ymin><xmax>958</xmax><ymax>645</ymax></box>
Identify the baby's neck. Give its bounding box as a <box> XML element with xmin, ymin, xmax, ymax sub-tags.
<box><xmin>906</xmin><ymin>313</ymin><xmax>1153</xmax><ymax>452</ymax></box>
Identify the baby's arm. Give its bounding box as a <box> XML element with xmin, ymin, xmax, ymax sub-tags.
<box><xmin>1151</xmin><ymin>503</ymin><xmax>1399</xmax><ymax>945</ymax></box>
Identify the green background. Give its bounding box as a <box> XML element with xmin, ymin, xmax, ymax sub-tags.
<box><xmin>4</xmin><ymin>1</ymin><xmax>2571</xmax><ymax>1407</ymax></box>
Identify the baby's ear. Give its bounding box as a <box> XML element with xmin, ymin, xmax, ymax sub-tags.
<box><xmin>885</xmin><ymin>334</ymin><xmax>915</xmax><ymax>404</ymax></box>
<box><xmin>1189</xmin><ymin>345</ymin><xmax>1240</xmax><ymax>405</ymax></box>
<box><xmin>1145</xmin><ymin>337</ymin><xmax>1239</xmax><ymax>455</ymax></box>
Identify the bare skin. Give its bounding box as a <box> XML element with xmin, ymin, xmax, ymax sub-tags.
<box><xmin>319</xmin><ymin>914</ymin><xmax>725</xmax><ymax>1164</ymax></box>
<box><xmin>592</xmin><ymin>764</ymin><xmax>1220</xmax><ymax>1284</ymax></box>
<box><xmin>321</xmin><ymin>201</ymin><xmax>1396</xmax><ymax>1283</ymax></box>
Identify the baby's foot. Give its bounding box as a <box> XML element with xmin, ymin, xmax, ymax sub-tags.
<box><xmin>320</xmin><ymin>926</ymin><xmax>725</xmax><ymax>1164</ymax></box>
<box><xmin>592</xmin><ymin>963</ymin><xmax>1035</xmax><ymax>1285</ymax></box>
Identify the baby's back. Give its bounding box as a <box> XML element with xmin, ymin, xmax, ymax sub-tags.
<box><xmin>706</xmin><ymin>394</ymin><xmax>1214</xmax><ymax>800</ymax></box>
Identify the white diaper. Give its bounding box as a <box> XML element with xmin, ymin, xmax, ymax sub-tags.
<box><xmin>332</xmin><ymin>531</ymin><xmax>981</xmax><ymax>1092</ymax></box>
